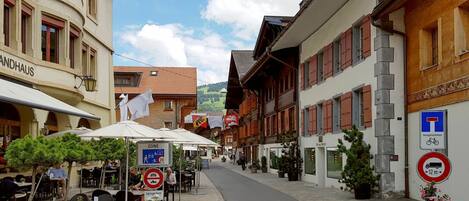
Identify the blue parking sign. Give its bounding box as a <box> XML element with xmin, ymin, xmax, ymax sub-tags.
<box><xmin>421</xmin><ymin>111</ymin><xmax>445</xmax><ymax>135</ymax></box>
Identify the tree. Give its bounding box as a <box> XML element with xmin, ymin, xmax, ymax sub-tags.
<box><xmin>60</xmin><ymin>133</ymin><xmax>95</xmax><ymax>200</ymax></box>
<box><xmin>5</xmin><ymin>135</ymin><xmax>64</xmax><ymax>201</ymax></box>
<box><xmin>280</xmin><ymin>134</ymin><xmax>302</xmax><ymax>181</ymax></box>
<box><xmin>337</xmin><ymin>126</ymin><xmax>379</xmax><ymax>199</ymax></box>
<box><xmin>172</xmin><ymin>145</ymin><xmax>187</xmax><ymax>171</ymax></box>
<box><xmin>91</xmin><ymin>138</ymin><xmax>125</xmax><ymax>188</ymax></box>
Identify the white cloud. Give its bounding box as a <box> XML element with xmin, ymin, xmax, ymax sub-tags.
<box><xmin>120</xmin><ymin>23</ymin><xmax>230</xmax><ymax>85</ymax></box>
<box><xmin>201</xmin><ymin>0</ymin><xmax>301</xmax><ymax>40</ymax></box>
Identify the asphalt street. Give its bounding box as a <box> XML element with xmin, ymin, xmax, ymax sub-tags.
<box><xmin>204</xmin><ymin>164</ymin><xmax>298</xmax><ymax>201</ymax></box>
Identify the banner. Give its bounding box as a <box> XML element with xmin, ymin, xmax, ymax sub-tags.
<box><xmin>193</xmin><ymin>115</ymin><xmax>208</xmax><ymax>128</ymax></box>
<box><xmin>224</xmin><ymin>114</ymin><xmax>239</xmax><ymax>127</ymax></box>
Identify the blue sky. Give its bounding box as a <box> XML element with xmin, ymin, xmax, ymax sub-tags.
<box><xmin>112</xmin><ymin>0</ymin><xmax>300</xmax><ymax>85</ymax></box>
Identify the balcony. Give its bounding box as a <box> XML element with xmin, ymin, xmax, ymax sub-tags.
<box><xmin>265</xmin><ymin>100</ymin><xmax>275</xmax><ymax>114</ymax></box>
<box><xmin>278</xmin><ymin>89</ymin><xmax>294</xmax><ymax>109</ymax></box>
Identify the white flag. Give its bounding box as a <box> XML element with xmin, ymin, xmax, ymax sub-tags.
<box><xmin>127</xmin><ymin>89</ymin><xmax>154</xmax><ymax>120</ymax></box>
<box><xmin>118</xmin><ymin>94</ymin><xmax>128</xmax><ymax>122</ymax></box>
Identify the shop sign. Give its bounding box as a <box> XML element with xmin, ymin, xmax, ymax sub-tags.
<box><xmin>137</xmin><ymin>141</ymin><xmax>172</xmax><ymax>167</ymax></box>
<box><xmin>0</xmin><ymin>51</ymin><xmax>35</xmax><ymax>77</ymax></box>
<box><xmin>224</xmin><ymin>114</ymin><xmax>239</xmax><ymax>127</ymax></box>
<box><xmin>420</xmin><ymin>110</ymin><xmax>446</xmax><ymax>150</ymax></box>
<box><xmin>144</xmin><ymin>191</ymin><xmax>163</xmax><ymax>201</ymax></box>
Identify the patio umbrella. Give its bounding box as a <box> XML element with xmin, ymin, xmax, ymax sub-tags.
<box><xmin>44</xmin><ymin>127</ymin><xmax>93</xmax><ymax>139</ymax></box>
<box><xmin>80</xmin><ymin>121</ymin><xmax>176</xmax><ymax>201</ymax></box>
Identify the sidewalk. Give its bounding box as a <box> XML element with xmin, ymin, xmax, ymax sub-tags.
<box><xmin>69</xmin><ymin>171</ymin><xmax>224</xmax><ymax>201</ymax></box>
<box><xmin>217</xmin><ymin>160</ymin><xmax>414</xmax><ymax>201</ymax></box>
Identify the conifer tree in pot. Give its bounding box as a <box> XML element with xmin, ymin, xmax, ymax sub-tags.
<box><xmin>261</xmin><ymin>156</ymin><xmax>268</xmax><ymax>173</ymax></box>
<box><xmin>337</xmin><ymin>126</ymin><xmax>379</xmax><ymax>199</ymax></box>
<box><xmin>277</xmin><ymin>156</ymin><xmax>285</xmax><ymax>178</ymax></box>
<box><xmin>281</xmin><ymin>134</ymin><xmax>302</xmax><ymax>181</ymax></box>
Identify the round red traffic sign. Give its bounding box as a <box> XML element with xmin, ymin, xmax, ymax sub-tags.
<box><xmin>417</xmin><ymin>152</ymin><xmax>451</xmax><ymax>183</ymax></box>
<box><xmin>143</xmin><ymin>168</ymin><xmax>164</xmax><ymax>189</ymax></box>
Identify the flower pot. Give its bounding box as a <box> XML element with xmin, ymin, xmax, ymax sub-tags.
<box><xmin>354</xmin><ymin>183</ymin><xmax>371</xmax><ymax>200</ymax></box>
<box><xmin>287</xmin><ymin>171</ymin><xmax>298</xmax><ymax>181</ymax></box>
<box><xmin>261</xmin><ymin>167</ymin><xmax>268</xmax><ymax>173</ymax></box>
<box><xmin>251</xmin><ymin>168</ymin><xmax>257</xmax><ymax>173</ymax></box>
<box><xmin>278</xmin><ymin>171</ymin><xmax>285</xmax><ymax>178</ymax></box>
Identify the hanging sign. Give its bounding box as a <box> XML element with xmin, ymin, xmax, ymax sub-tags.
<box><xmin>417</xmin><ymin>152</ymin><xmax>451</xmax><ymax>183</ymax></box>
<box><xmin>224</xmin><ymin>114</ymin><xmax>239</xmax><ymax>127</ymax></box>
<box><xmin>144</xmin><ymin>191</ymin><xmax>163</xmax><ymax>201</ymax></box>
<box><xmin>137</xmin><ymin>141</ymin><xmax>172</xmax><ymax>167</ymax></box>
<box><xmin>143</xmin><ymin>168</ymin><xmax>164</xmax><ymax>189</ymax></box>
<box><xmin>420</xmin><ymin>110</ymin><xmax>446</xmax><ymax>150</ymax></box>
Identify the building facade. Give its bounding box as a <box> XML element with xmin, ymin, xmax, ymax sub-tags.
<box><xmin>0</xmin><ymin>0</ymin><xmax>114</xmax><ymax>145</ymax></box>
<box><xmin>114</xmin><ymin>66</ymin><xmax>197</xmax><ymax>129</ymax></box>
<box><xmin>241</xmin><ymin>16</ymin><xmax>299</xmax><ymax>171</ymax></box>
<box><xmin>265</xmin><ymin>0</ymin><xmax>406</xmax><ymax>195</ymax></box>
<box><xmin>374</xmin><ymin>0</ymin><xmax>469</xmax><ymax>200</ymax></box>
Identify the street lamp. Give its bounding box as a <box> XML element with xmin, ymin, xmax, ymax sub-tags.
<box><xmin>75</xmin><ymin>75</ymin><xmax>97</xmax><ymax>92</ymax></box>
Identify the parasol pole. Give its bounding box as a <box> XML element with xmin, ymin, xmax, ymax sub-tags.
<box><xmin>179</xmin><ymin>144</ymin><xmax>182</xmax><ymax>201</ymax></box>
<box><xmin>125</xmin><ymin>137</ymin><xmax>129</xmax><ymax>201</ymax></box>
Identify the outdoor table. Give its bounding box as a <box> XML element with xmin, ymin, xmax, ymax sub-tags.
<box><xmin>107</xmin><ymin>189</ymin><xmax>145</xmax><ymax>196</ymax></box>
<box><xmin>14</xmin><ymin>182</ymin><xmax>32</xmax><ymax>188</ymax></box>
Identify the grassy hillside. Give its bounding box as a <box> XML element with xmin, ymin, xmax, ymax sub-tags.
<box><xmin>197</xmin><ymin>81</ymin><xmax>227</xmax><ymax>113</ymax></box>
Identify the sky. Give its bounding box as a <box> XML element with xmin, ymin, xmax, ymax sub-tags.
<box><xmin>112</xmin><ymin>0</ymin><xmax>301</xmax><ymax>85</ymax></box>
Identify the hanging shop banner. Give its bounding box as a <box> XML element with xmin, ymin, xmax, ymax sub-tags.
<box><xmin>137</xmin><ymin>141</ymin><xmax>172</xmax><ymax>167</ymax></box>
<box><xmin>420</xmin><ymin>110</ymin><xmax>446</xmax><ymax>150</ymax></box>
<box><xmin>224</xmin><ymin>114</ymin><xmax>239</xmax><ymax>127</ymax></box>
<box><xmin>193</xmin><ymin>115</ymin><xmax>208</xmax><ymax>128</ymax></box>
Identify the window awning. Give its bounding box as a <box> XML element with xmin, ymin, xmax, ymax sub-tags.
<box><xmin>0</xmin><ymin>78</ymin><xmax>100</xmax><ymax>120</ymax></box>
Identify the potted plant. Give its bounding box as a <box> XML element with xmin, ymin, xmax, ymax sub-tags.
<box><xmin>261</xmin><ymin>156</ymin><xmax>268</xmax><ymax>173</ymax></box>
<box><xmin>281</xmin><ymin>134</ymin><xmax>302</xmax><ymax>181</ymax></box>
<box><xmin>419</xmin><ymin>182</ymin><xmax>451</xmax><ymax>201</ymax></box>
<box><xmin>250</xmin><ymin>160</ymin><xmax>260</xmax><ymax>173</ymax></box>
<box><xmin>221</xmin><ymin>156</ymin><xmax>226</xmax><ymax>162</ymax></box>
<box><xmin>277</xmin><ymin>156</ymin><xmax>286</xmax><ymax>178</ymax></box>
<box><xmin>337</xmin><ymin>126</ymin><xmax>379</xmax><ymax>199</ymax></box>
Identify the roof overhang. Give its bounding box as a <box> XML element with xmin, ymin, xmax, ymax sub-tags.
<box><xmin>371</xmin><ymin>0</ymin><xmax>407</xmax><ymax>20</ymax></box>
<box><xmin>271</xmin><ymin>0</ymin><xmax>349</xmax><ymax>51</ymax></box>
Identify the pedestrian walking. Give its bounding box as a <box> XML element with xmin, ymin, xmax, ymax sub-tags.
<box><xmin>240</xmin><ymin>152</ymin><xmax>246</xmax><ymax>171</ymax></box>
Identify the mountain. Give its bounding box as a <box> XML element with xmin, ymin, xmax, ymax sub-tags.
<box><xmin>197</xmin><ymin>81</ymin><xmax>227</xmax><ymax>114</ymax></box>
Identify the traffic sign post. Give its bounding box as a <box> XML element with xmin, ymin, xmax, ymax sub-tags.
<box><xmin>417</xmin><ymin>152</ymin><xmax>451</xmax><ymax>183</ymax></box>
<box><xmin>143</xmin><ymin>168</ymin><xmax>164</xmax><ymax>189</ymax></box>
<box><xmin>420</xmin><ymin>110</ymin><xmax>447</xmax><ymax>150</ymax></box>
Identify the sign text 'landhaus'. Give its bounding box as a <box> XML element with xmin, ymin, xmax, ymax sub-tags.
<box><xmin>0</xmin><ymin>52</ymin><xmax>35</xmax><ymax>77</ymax></box>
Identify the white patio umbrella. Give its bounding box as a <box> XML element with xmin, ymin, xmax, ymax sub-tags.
<box><xmin>80</xmin><ymin>121</ymin><xmax>176</xmax><ymax>201</ymax></box>
<box><xmin>44</xmin><ymin>127</ymin><xmax>93</xmax><ymax>139</ymax></box>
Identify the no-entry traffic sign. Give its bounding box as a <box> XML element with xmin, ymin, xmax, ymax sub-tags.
<box><xmin>143</xmin><ymin>168</ymin><xmax>164</xmax><ymax>189</ymax></box>
<box><xmin>417</xmin><ymin>152</ymin><xmax>451</xmax><ymax>183</ymax></box>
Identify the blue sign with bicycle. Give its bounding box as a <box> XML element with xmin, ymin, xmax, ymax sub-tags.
<box><xmin>420</xmin><ymin>110</ymin><xmax>446</xmax><ymax>150</ymax></box>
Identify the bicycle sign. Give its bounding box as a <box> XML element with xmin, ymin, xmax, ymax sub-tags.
<box><xmin>420</xmin><ymin>110</ymin><xmax>446</xmax><ymax>150</ymax></box>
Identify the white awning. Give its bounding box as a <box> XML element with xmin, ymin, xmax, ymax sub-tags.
<box><xmin>0</xmin><ymin>78</ymin><xmax>99</xmax><ymax>120</ymax></box>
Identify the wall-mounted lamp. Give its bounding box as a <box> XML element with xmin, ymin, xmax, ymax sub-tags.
<box><xmin>75</xmin><ymin>75</ymin><xmax>97</xmax><ymax>92</ymax></box>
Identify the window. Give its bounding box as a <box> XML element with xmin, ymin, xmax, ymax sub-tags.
<box><xmin>82</xmin><ymin>43</ymin><xmax>88</xmax><ymax>75</ymax></box>
<box><xmin>272</xmin><ymin>114</ymin><xmax>277</xmax><ymax>135</ymax></box>
<box><xmin>3</xmin><ymin>2</ymin><xmax>12</xmax><ymax>47</ymax></box>
<box><xmin>150</xmin><ymin>71</ymin><xmax>158</xmax><ymax>76</ymax></box>
<box><xmin>333</xmin><ymin>39</ymin><xmax>342</xmax><ymax>75</ymax></box>
<box><xmin>87</xmin><ymin>0</ymin><xmax>97</xmax><ymax>19</ymax></box>
<box><xmin>290</xmin><ymin>71</ymin><xmax>294</xmax><ymax>89</ymax></box>
<box><xmin>303</xmin><ymin>61</ymin><xmax>310</xmax><ymax>88</ymax></box>
<box><xmin>333</xmin><ymin>97</ymin><xmax>341</xmax><ymax>133</ymax></box>
<box><xmin>303</xmin><ymin>108</ymin><xmax>309</xmax><ymax>136</ymax></box>
<box><xmin>21</xmin><ymin>5</ymin><xmax>32</xmax><ymax>54</ymax></box>
<box><xmin>164</xmin><ymin>122</ymin><xmax>173</xmax><ymax>129</ymax></box>
<box><xmin>317</xmin><ymin>52</ymin><xmax>324</xmax><ymax>82</ymax></box>
<box><xmin>164</xmin><ymin>100</ymin><xmax>172</xmax><ymax>110</ymax></box>
<box><xmin>69</xmin><ymin>26</ymin><xmax>79</xmax><ymax>69</ymax></box>
<box><xmin>90</xmin><ymin>49</ymin><xmax>96</xmax><ymax>78</ymax></box>
<box><xmin>317</xmin><ymin>103</ymin><xmax>323</xmax><ymax>134</ymax></box>
<box><xmin>304</xmin><ymin>148</ymin><xmax>316</xmax><ymax>175</ymax></box>
<box><xmin>455</xmin><ymin>2</ymin><xmax>469</xmax><ymax>55</ymax></box>
<box><xmin>288</xmin><ymin>107</ymin><xmax>294</xmax><ymax>131</ymax></box>
<box><xmin>353</xmin><ymin>88</ymin><xmax>365</xmax><ymax>128</ymax></box>
<box><xmin>280</xmin><ymin>111</ymin><xmax>285</xmax><ymax>133</ymax></box>
<box><xmin>419</xmin><ymin>21</ymin><xmax>439</xmax><ymax>69</ymax></box>
<box><xmin>327</xmin><ymin>148</ymin><xmax>342</xmax><ymax>179</ymax></box>
<box><xmin>41</xmin><ymin>24</ymin><xmax>59</xmax><ymax>63</ymax></box>
<box><xmin>352</xmin><ymin>23</ymin><xmax>364</xmax><ymax>64</ymax></box>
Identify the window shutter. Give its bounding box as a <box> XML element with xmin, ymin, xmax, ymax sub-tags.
<box><xmin>309</xmin><ymin>55</ymin><xmax>318</xmax><ymax>86</ymax></box>
<box><xmin>340</xmin><ymin>92</ymin><xmax>352</xmax><ymax>130</ymax></box>
<box><xmin>324</xmin><ymin>100</ymin><xmax>333</xmax><ymax>133</ymax></box>
<box><xmin>362</xmin><ymin>15</ymin><xmax>372</xmax><ymax>58</ymax></box>
<box><xmin>324</xmin><ymin>44</ymin><xmax>333</xmax><ymax>79</ymax></box>
<box><xmin>363</xmin><ymin>85</ymin><xmax>372</xmax><ymax>128</ymax></box>
<box><xmin>301</xmin><ymin>110</ymin><xmax>305</xmax><ymax>136</ymax></box>
<box><xmin>285</xmin><ymin>110</ymin><xmax>290</xmax><ymax>132</ymax></box>
<box><xmin>300</xmin><ymin>63</ymin><xmax>304</xmax><ymax>90</ymax></box>
<box><xmin>341</xmin><ymin>28</ymin><xmax>352</xmax><ymax>69</ymax></box>
<box><xmin>310</xmin><ymin>105</ymin><xmax>317</xmax><ymax>135</ymax></box>
<box><xmin>340</xmin><ymin>32</ymin><xmax>347</xmax><ymax>69</ymax></box>
<box><xmin>278</xmin><ymin>114</ymin><xmax>282</xmax><ymax>134</ymax></box>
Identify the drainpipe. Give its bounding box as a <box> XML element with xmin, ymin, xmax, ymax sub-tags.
<box><xmin>371</xmin><ymin>19</ymin><xmax>409</xmax><ymax>198</ymax></box>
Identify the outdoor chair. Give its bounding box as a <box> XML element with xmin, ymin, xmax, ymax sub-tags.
<box><xmin>33</xmin><ymin>178</ymin><xmax>54</xmax><ymax>201</ymax></box>
<box><xmin>15</xmin><ymin>174</ymin><xmax>25</xmax><ymax>182</ymax></box>
<box><xmin>92</xmin><ymin>189</ymin><xmax>111</xmax><ymax>200</ymax></box>
<box><xmin>81</xmin><ymin>169</ymin><xmax>97</xmax><ymax>187</ymax></box>
<box><xmin>70</xmin><ymin>193</ymin><xmax>90</xmax><ymax>201</ymax></box>
<box><xmin>0</xmin><ymin>178</ymin><xmax>18</xmax><ymax>201</ymax></box>
<box><xmin>163</xmin><ymin>182</ymin><xmax>175</xmax><ymax>201</ymax></box>
<box><xmin>182</xmin><ymin>173</ymin><xmax>192</xmax><ymax>192</ymax></box>
<box><xmin>97</xmin><ymin>194</ymin><xmax>115</xmax><ymax>201</ymax></box>
<box><xmin>115</xmin><ymin>190</ymin><xmax>139</xmax><ymax>201</ymax></box>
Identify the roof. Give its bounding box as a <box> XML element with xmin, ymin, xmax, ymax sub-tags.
<box><xmin>253</xmin><ymin>16</ymin><xmax>293</xmax><ymax>59</ymax></box>
<box><xmin>231</xmin><ymin>50</ymin><xmax>255</xmax><ymax>80</ymax></box>
<box><xmin>114</xmin><ymin>66</ymin><xmax>197</xmax><ymax>96</ymax></box>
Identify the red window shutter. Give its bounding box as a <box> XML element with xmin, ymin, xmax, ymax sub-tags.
<box><xmin>301</xmin><ymin>110</ymin><xmax>305</xmax><ymax>135</ymax></box>
<box><xmin>324</xmin><ymin>44</ymin><xmax>333</xmax><ymax>79</ymax></box>
<box><xmin>362</xmin><ymin>15</ymin><xmax>371</xmax><ymax>58</ymax></box>
<box><xmin>324</xmin><ymin>100</ymin><xmax>333</xmax><ymax>133</ymax></box>
<box><xmin>363</xmin><ymin>85</ymin><xmax>372</xmax><ymax>128</ymax></box>
<box><xmin>344</xmin><ymin>28</ymin><xmax>352</xmax><ymax>68</ymax></box>
<box><xmin>309</xmin><ymin>55</ymin><xmax>317</xmax><ymax>86</ymax></box>
<box><xmin>300</xmin><ymin>63</ymin><xmax>304</xmax><ymax>90</ymax></box>
<box><xmin>5</xmin><ymin>0</ymin><xmax>15</xmax><ymax>6</ymax></box>
<box><xmin>341</xmin><ymin>92</ymin><xmax>352</xmax><ymax>130</ymax></box>
<box><xmin>310</xmin><ymin>105</ymin><xmax>317</xmax><ymax>135</ymax></box>
<box><xmin>278</xmin><ymin>114</ymin><xmax>282</xmax><ymax>134</ymax></box>
<box><xmin>285</xmin><ymin>109</ymin><xmax>290</xmax><ymax>132</ymax></box>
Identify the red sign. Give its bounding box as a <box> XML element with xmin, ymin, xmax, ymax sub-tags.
<box><xmin>192</xmin><ymin>115</ymin><xmax>208</xmax><ymax>128</ymax></box>
<box><xmin>143</xmin><ymin>168</ymin><xmax>164</xmax><ymax>189</ymax></box>
<box><xmin>417</xmin><ymin>152</ymin><xmax>451</xmax><ymax>183</ymax></box>
<box><xmin>224</xmin><ymin>114</ymin><xmax>239</xmax><ymax>127</ymax></box>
